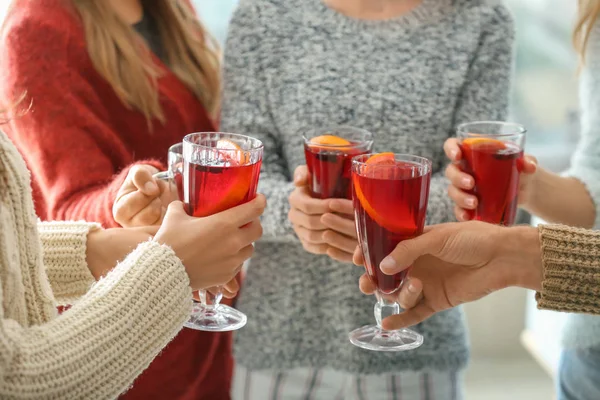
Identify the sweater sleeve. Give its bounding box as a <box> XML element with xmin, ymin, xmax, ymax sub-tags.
<box><xmin>562</xmin><ymin>25</ymin><xmax>600</xmax><ymax>229</ymax></box>
<box><xmin>0</xmin><ymin>241</ymin><xmax>192</xmax><ymax>400</ymax></box>
<box><xmin>220</xmin><ymin>3</ymin><xmax>298</xmax><ymax>243</ymax></box>
<box><xmin>536</xmin><ymin>225</ymin><xmax>600</xmax><ymax>315</ymax></box>
<box><xmin>37</xmin><ymin>221</ymin><xmax>101</xmax><ymax>306</ymax></box>
<box><xmin>0</xmin><ymin>11</ymin><xmax>165</xmax><ymax>228</ymax></box>
<box><xmin>426</xmin><ymin>4</ymin><xmax>515</xmax><ymax>225</ymax></box>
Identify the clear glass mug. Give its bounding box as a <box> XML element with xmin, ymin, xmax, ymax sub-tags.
<box><xmin>153</xmin><ymin>143</ymin><xmax>184</xmax><ymax>200</ymax></box>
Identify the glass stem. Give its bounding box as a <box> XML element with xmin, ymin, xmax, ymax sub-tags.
<box><xmin>374</xmin><ymin>292</ymin><xmax>400</xmax><ymax>331</ymax></box>
<box><xmin>199</xmin><ymin>288</ymin><xmax>224</xmax><ymax>311</ymax></box>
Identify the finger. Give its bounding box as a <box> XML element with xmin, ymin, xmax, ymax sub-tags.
<box><xmin>454</xmin><ymin>206</ymin><xmax>470</xmax><ymax>222</ymax></box>
<box><xmin>219</xmin><ymin>194</ymin><xmax>267</xmax><ymax>227</ymax></box>
<box><xmin>138</xmin><ymin>225</ymin><xmax>160</xmax><ymax>236</ymax></box>
<box><xmin>522</xmin><ymin>155</ymin><xmax>538</xmax><ymax>175</ymax></box>
<box><xmin>114</xmin><ymin>191</ymin><xmax>158</xmax><ymax>223</ymax></box>
<box><xmin>322</xmin><ymin>230</ymin><xmax>357</xmax><ymax>253</ymax></box>
<box><xmin>379</xmin><ymin>228</ymin><xmax>447</xmax><ymax>275</ymax></box>
<box><xmin>301</xmin><ymin>241</ymin><xmax>329</xmax><ymax>255</ymax></box>
<box><xmin>443</xmin><ymin>138</ymin><xmax>462</xmax><ymax>162</ymax></box>
<box><xmin>223</xmin><ymin>278</ymin><xmax>240</xmax><ymax>294</ymax></box>
<box><xmin>289</xmin><ymin>208</ymin><xmax>327</xmax><ymax>230</ymax></box>
<box><xmin>445</xmin><ymin>164</ymin><xmax>474</xmax><ymax>190</ymax></box>
<box><xmin>165</xmin><ymin>200</ymin><xmax>186</xmax><ymax>216</ymax></box>
<box><xmin>328</xmin><ymin>199</ymin><xmax>354</xmax><ymax>216</ymax></box>
<box><xmin>326</xmin><ymin>246</ymin><xmax>354</xmax><ymax>263</ymax></box>
<box><xmin>220</xmin><ymin>288</ymin><xmax>238</xmax><ymax>299</ymax></box>
<box><xmin>353</xmin><ymin>245</ymin><xmax>365</xmax><ymax>266</ymax></box>
<box><xmin>130</xmin><ymin>166</ymin><xmax>160</xmax><ymax>196</ymax></box>
<box><xmin>381</xmin><ymin>303</ymin><xmax>435</xmax><ymax>330</ymax></box>
<box><xmin>239</xmin><ymin>219</ymin><xmax>263</xmax><ymax>245</ymax></box>
<box><xmin>129</xmin><ymin>197</ymin><xmax>163</xmax><ymax>227</ymax></box>
<box><xmin>321</xmin><ymin>213</ymin><xmax>357</xmax><ymax>238</ymax></box>
<box><xmin>294</xmin><ymin>165</ymin><xmax>309</xmax><ymax>187</ymax></box>
<box><xmin>397</xmin><ymin>278</ymin><xmax>424</xmax><ymax>310</ymax></box>
<box><xmin>289</xmin><ymin>187</ymin><xmax>330</xmax><ymax>215</ymax></box>
<box><xmin>359</xmin><ymin>273</ymin><xmax>377</xmax><ymax>295</ymax></box>
<box><xmin>293</xmin><ymin>224</ymin><xmax>327</xmax><ymax>244</ymax></box>
<box><xmin>448</xmin><ymin>185</ymin><xmax>477</xmax><ymax>210</ymax></box>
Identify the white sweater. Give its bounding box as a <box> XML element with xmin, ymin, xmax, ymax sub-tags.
<box><xmin>0</xmin><ymin>130</ymin><xmax>193</xmax><ymax>399</ymax></box>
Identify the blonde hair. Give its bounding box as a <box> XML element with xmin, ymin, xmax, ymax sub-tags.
<box><xmin>574</xmin><ymin>0</ymin><xmax>600</xmax><ymax>64</ymax></box>
<box><xmin>72</xmin><ymin>0</ymin><xmax>221</xmax><ymax>124</ymax></box>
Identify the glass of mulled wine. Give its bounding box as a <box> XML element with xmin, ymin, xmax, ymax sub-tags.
<box><xmin>457</xmin><ymin>122</ymin><xmax>526</xmax><ymax>226</ymax></box>
<box><xmin>303</xmin><ymin>126</ymin><xmax>373</xmax><ymax>199</ymax></box>
<box><xmin>350</xmin><ymin>153</ymin><xmax>431</xmax><ymax>352</ymax></box>
<box><xmin>182</xmin><ymin>132</ymin><xmax>263</xmax><ymax>332</ymax></box>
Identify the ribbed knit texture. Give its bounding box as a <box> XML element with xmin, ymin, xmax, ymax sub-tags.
<box><xmin>221</xmin><ymin>0</ymin><xmax>514</xmax><ymax>373</ymax></box>
<box><xmin>0</xmin><ymin>130</ymin><xmax>193</xmax><ymax>399</ymax></box>
<box><xmin>537</xmin><ymin>225</ymin><xmax>600</xmax><ymax>314</ymax></box>
<box><xmin>560</xmin><ymin>20</ymin><xmax>600</xmax><ymax>349</ymax></box>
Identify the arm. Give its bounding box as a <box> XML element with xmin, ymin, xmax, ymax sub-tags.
<box><xmin>0</xmin><ymin>14</ymin><xmax>164</xmax><ymax>228</ymax></box>
<box><xmin>219</xmin><ymin>3</ymin><xmax>298</xmax><ymax>242</ymax></box>
<box><xmin>0</xmin><ymin>241</ymin><xmax>192</xmax><ymax>399</ymax></box>
<box><xmin>37</xmin><ymin>221</ymin><xmax>101</xmax><ymax>305</ymax></box>
<box><xmin>427</xmin><ymin>5</ymin><xmax>515</xmax><ymax>225</ymax></box>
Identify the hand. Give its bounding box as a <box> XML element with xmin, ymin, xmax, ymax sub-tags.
<box><xmin>354</xmin><ymin>221</ymin><xmax>542</xmax><ymax>330</ymax></box>
<box><xmin>154</xmin><ymin>196</ymin><xmax>266</xmax><ymax>290</ymax></box>
<box><xmin>289</xmin><ymin>166</ymin><xmax>358</xmax><ymax>263</ymax></box>
<box><xmin>86</xmin><ymin>225</ymin><xmax>159</xmax><ymax>279</ymax></box>
<box><xmin>113</xmin><ymin>164</ymin><xmax>179</xmax><ymax>228</ymax></box>
<box><xmin>207</xmin><ymin>278</ymin><xmax>240</xmax><ymax>299</ymax></box>
<box><xmin>443</xmin><ymin>138</ymin><xmax>538</xmax><ymax>221</ymax></box>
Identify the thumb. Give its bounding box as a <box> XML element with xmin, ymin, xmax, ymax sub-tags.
<box><xmin>165</xmin><ymin>200</ymin><xmax>186</xmax><ymax>216</ymax></box>
<box><xmin>379</xmin><ymin>231</ymin><xmax>439</xmax><ymax>275</ymax></box>
<box><xmin>131</xmin><ymin>165</ymin><xmax>159</xmax><ymax>196</ymax></box>
<box><xmin>294</xmin><ymin>165</ymin><xmax>309</xmax><ymax>187</ymax></box>
<box><xmin>522</xmin><ymin>155</ymin><xmax>538</xmax><ymax>175</ymax></box>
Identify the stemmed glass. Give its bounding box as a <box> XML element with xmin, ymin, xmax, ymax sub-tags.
<box><xmin>350</xmin><ymin>153</ymin><xmax>431</xmax><ymax>351</ymax></box>
<box><xmin>182</xmin><ymin>132</ymin><xmax>263</xmax><ymax>332</ymax></box>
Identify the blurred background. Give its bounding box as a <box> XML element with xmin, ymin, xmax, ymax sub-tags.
<box><xmin>0</xmin><ymin>0</ymin><xmax>579</xmax><ymax>398</ymax></box>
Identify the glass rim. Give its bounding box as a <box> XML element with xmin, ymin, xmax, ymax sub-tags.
<box><xmin>456</xmin><ymin>121</ymin><xmax>527</xmax><ymax>138</ymax></box>
<box><xmin>183</xmin><ymin>132</ymin><xmax>264</xmax><ymax>152</ymax></box>
<box><xmin>352</xmin><ymin>153</ymin><xmax>432</xmax><ymax>176</ymax></box>
<box><xmin>302</xmin><ymin>125</ymin><xmax>374</xmax><ymax>148</ymax></box>
<box><xmin>169</xmin><ymin>142</ymin><xmax>182</xmax><ymax>153</ymax></box>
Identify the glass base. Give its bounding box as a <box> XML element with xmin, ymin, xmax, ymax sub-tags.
<box><xmin>184</xmin><ymin>302</ymin><xmax>247</xmax><ymax>332</ymax></box>
<box><xmin>349</xmin><ymin>325</ymin><xmax>423</xmax><ymax>352</ymax></box>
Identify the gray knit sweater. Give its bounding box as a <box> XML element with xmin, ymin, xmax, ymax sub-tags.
<box><xmin>221</xmin><ymin>0</ymin><xmax>514</xmax><ymax>374</ymax></box>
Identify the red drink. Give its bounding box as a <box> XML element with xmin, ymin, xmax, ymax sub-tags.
<box><xmin>184</xmin><ymin>161</ymin><xmax>261</xmax><ymax>217</ymax></box>
<box><xmin>303</xmin><ymin>127</ymin><xmax>373</xmax><ymax>199</ymax></box>
<box><xmin>353</xmin><ymin>154</ymin><xmax>431</xmax><ymax>294</ymax></box>
<box><xmin>459</xmin><ymin>138</ymin><xmax>524</xmax><ymax>225</ymax></box>
<box><xmin>304</xmin><ymin>144</ymin><xmax>368</xmax><ymax>199</ymax></box>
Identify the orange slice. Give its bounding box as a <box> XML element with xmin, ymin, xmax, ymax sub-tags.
<box><xmin>308</xmin><ymin>134</ymin><xmax>352</xmax><ymax>152</ymax></box>
<box><xmin>462</xmin><ymin>137</ymin><xmax>506</xmax><ymax>151</ymax></box>
<box><xmin>353</xmin><ymin>153</ymin><xmax>406</xmax><ymax>233</ymax></box>
<box><xmin>216</xmin><ymin>139</ymin><xmax>251</xmax><ymax>165</ymax></box>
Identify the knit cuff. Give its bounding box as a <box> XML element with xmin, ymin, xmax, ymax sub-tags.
<box><xmin>37</xmin><ymin>221</ymin><xmax>101</xmax><ymax>305</ymax></box>
<box><xmin>536</xmin><ymin>224</ymin><xmax>600</xmax><ymax>315</ymax></box>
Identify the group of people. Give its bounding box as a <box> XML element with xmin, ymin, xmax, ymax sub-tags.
<box><xmin>0</xmin><ymin>0</ymin><xmax>599</xmax><ymax>399</ymax></box>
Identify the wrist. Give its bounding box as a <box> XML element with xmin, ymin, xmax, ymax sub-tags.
<box><xmin>498</xmin><ymin>226</ymin><xmax>543</xmax><ymax>291</ymax></box>
<box><xmin>86</xmin><ymin>228</ymin><xmax>110</xmax><ymax>280</ymax></box>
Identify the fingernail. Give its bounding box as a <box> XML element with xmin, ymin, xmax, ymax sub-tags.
<box><xmin>450</xmin><ymin>150</ymin><xmax>458</xmax><ymax>159</ymax></box>
<box><xmin>462</xmin><ymin>177</ymin><xmax>472</xmax><ymax>187</ymax></box>
<box><xmin>380</xmin><ymin>256</ymin><xmax>396</xmax><ymax>273</ymax></box>
<box><xmin>145</xmin><ymin>181</ymin><xmax>158</xmax><ymax>193</ymax></box>
<box><xmin>408</xmin><ymin>282</ymin><xmax>419</xmax><ymax>293</ymax></box>
<box><xmin>465</xmin><ymin>198</ymin><xmax>475</xmax><ymax>207</ymax></box>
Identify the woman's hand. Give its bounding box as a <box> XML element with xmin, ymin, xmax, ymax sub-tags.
<box><xmin>354</xmin><ymin>221</ymin><xmax>542</xmax><ymax>330</ymax></box>
<box><xmin>289</xmin><ymin>166</ymin><xmax>358</xmax><ymax>263</ymax></box>
<box><xmin>86</xmin><ymin>225</ymin><xmax>159</xmax><ymax>279</ymax></box>
<box><xmin>154</xmin><ymin>196</ymin><xmax>266</xmax><ymax>290</ymax></box>
<box><xmin>113</xmin><ymin>164</ymin><xmax>178</xmax><ymax>227</ymax></box>
<box><xmin>443</xmin><ymin>138</ymin><xmax>538</xmax><ymax>221</ymax></box>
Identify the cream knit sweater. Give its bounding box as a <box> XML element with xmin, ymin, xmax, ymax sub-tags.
<box><xmin>0</xmin><ymin>130</ymin><xmax>193</xmax><ymax>399</ymax></box>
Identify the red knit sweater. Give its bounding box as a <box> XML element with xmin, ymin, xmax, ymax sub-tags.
<box><xmin>0</xmin><ymin>1</ymin><xmax>233</xmax><ymax>399</ymax></box>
